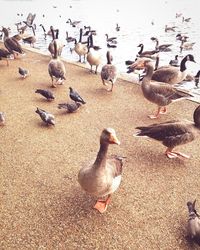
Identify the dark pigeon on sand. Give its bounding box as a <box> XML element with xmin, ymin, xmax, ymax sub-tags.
<box><xmin>35</xmin><ymin>89</ymin><xmax>55</xmax><ymax>101</ymax></box>
<box><xmin>69</xmin><ymin>87</ymin><xmax>86</xmax><ymax>104</ymax></box>
<box><xmin>58</xmin><ymin>102</ymin><xmax>81</xmax><ymax>113</ymax></box>
<box><xmin>18</xmin><ymin>67</ymin><xmax>29</xmax><ymax>78</ymax></box>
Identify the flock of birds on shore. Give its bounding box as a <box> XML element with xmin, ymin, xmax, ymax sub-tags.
<box><xmin>1</xmin><ymin>9</ymin><xmax>200</xmax><ymax>245</ymax></box>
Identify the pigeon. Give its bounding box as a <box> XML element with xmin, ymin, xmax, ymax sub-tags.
<box><xmin>0</xmin><ymin>112</ymin><xmax>5</xmax><ymax>125</ymax></box>
<box><xmin>18</xmin><ymin>67</ymin><xmax>29</xmax><ymax>78</ymax></box>
<box><xmin>35</xmin><ymin>89</ymin><xmax>55</xmax><ymax>101</ymax></box>
<box><xmin>35</xmin><ymin>107</ymin><xmax>55</xmax><ymax>125</ymax></box>
<box><xmin>58</xmin><ymin>102</ymin><xmax>81</xmax><ymax>113</ymax></box>
<box><xmin>187</xmin><ymin>200</ymin><xmax>200</xmax><ymax>245</ymax></box>
<box><xmin>69</xmin><ymin>87</ymin><xmax>86</xmax><ymax>104</ymax></box>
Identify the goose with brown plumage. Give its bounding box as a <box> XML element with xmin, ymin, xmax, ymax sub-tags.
<box><xmin>131</xmin><ymin>58</ymin><xmax>193</xmax><ymax>119</ymax></box>
<box><xmin>101</xmin><ymin>50</ymin><xmax>118</xmax><ymax>91</ymax></box>
<box><xmin>151</xmin><ymin>54</ymin><xmax>196</xmax><ymax>84</ymax></box>
<box><xmin>48</xmin><ymin>28</ymin><xmax>64</xmax><ymax>57</ymax></box>
<box><xmin>78</xmin><ymin>128</ymin><xmax>124</xmax><ymax>213</ymax></box>
<box><xmin>1</xmin><ymin>27</ymin><xmax>24</xmax><ymax>58</ymax></box>
<box><xmin>0</xmin><ymin>48</ymin><xmax>13</xmax><ymax>66</ymax></box>
<box><xmin>137</xmin><ymin>43</ymin><xmax>159</xmax><ymax>58</ymax></box>
<box><xmin>48</xmin><ymin>40</ymin><xmax>66</xmax><ymax>88</ymax></box>
<box><xmin>134</xmin><ymin>104</ymin><xmax>200</xmax><ymax>159</ymax></box>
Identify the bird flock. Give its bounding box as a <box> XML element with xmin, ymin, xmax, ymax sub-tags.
<box><xmin>1</xmin><ymin>8</ymin><xmax>200</xmax><ymax>246</ymax></box>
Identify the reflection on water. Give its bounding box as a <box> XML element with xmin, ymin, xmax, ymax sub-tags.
<box><xmin>0</xmin><ymin>0</ymin><xmax>200</xmax><ymax>100</ymax></box>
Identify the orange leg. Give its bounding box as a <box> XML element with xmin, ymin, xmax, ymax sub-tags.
<box><xmin>165</xmin><ymin>148</ymin><xmax>190</xmax><ymax>159</ymax></box>
<box><xmin>148</xmin><ymin>106</ymin><xmax>162</xmax><ymax>119</ymax></box>
<box><xmin>93</xmin><ymin>195</ymin><xmax>111</xmax><ymax>213</ymax></box>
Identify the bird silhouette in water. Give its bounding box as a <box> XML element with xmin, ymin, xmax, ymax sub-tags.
<box><xmin>18</xmin><ymin>67</ymin><xmax>29</xmax><ymax>78</ymax></box>
<box><xmin>69</xmin><ymin>87</ymin><xmax>86</xmax><ymax>104</ymax></box>
<box><xmin>35</xmin><ymin>89</ymin><xmax>55</xmax><ymax>101</ymax></box>
<box><xmin>35</xmin><ymin>107</ymin><xmax>55</xmax><ymax>125</ymax></box>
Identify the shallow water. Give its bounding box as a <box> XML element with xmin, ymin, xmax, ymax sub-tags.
<box><xmin>1</xmin><ymin>0</ymin><xmax>200</xmax><ymax>98</ymax></box>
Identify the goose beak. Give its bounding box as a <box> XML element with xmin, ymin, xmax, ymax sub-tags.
<box><xmin>111</xmin><ymin>135</ymin><xmax>120</xmax><ymax>145</ymax></box>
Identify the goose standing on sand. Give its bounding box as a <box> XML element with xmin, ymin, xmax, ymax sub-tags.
<box><xmin>151</xmin><ymin>54</ymin><xmax>196</xmax><ymax>84</ymax></box>
<box><xmin>1</xmin><ymin>27</ymin><xmax>24</xmax><ymax>58</ymax></box>
<box><xmin>78</xmin><ymin>128</ymin><xmax>124</xmax><ymax>213</ymax></box>
<box><xmin>187</xmin><ymin>200</ymin><xmax>200</xmax><ymax>245</ymax></box>
<box><xmin>86</xmin><ymin>34</ymin><xmax>101</xmax><ymax>74</ymax></box>
<box><xmin>134</xmin><ymin>104</ymin><xmax>200</xmax><ymax>159</ymax></box>
<box><xmin>131</xmin><ymin>58</ymin><xmax>192</xmax><ymax>119</ymax></box>
<box><xmin>0</xmin><ymin>48</ymin><xmax>13</xmax><ymax>66</ymax></box>
<box><xmin>48</xmin><ymin>40</ymin><xmax>66</xmax><ymax>88</ymax></box>
<box><xmin>101</xmin><ymin>51</ymin><xmax>118</xmax><ymax>92</ymax></box>
<box><xmin>74</xmin><ymin>28</ymin><xmax>88</xmax><ymax>63</ymax></box>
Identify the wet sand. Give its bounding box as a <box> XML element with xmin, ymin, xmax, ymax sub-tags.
<box><xmin>1</xmin><ymin>46</ymin><xmax>200</xmax><ymax>250</ymax></box>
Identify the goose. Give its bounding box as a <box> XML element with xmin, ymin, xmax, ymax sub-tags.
<box><xmin>86</xmin><ymin>34</ymin><xmax>102</xmax><ymax>74</ymax></box>
<box><xmin>176</xmin><ymin>33</ymin><xmax>189</xmax><ymax>42</ymax></box>
<box><xmin>187</xmin><ymin>200</ymin><xmax>200</xmax><ymax>245</ymax></box>
<box><xmin>150</xmin><ymin>37</ymin><xmax>172</xmax><ymax>52</ymax></box>
<box><xmin>74</xmin><ymin>28</ymin><xmax>89</xmax><ymax>63</ymax></box>
<box><xmin>1</xmin><ymin>27</ymin><xmax>24</xmax><ymax>58</ymax></box>
<box><xmin>116</xmin><ymin>23</ymin><xmax>120</xmax><ymax>32</ymax></box>
<box><xmin>48</xmin><ymin>40</ymin><xmax>66</xmax><ymax>88</ymax></box>
<box><xmin>151</xmin><ymin>54</ymin><xmax>196</xmax><ymax>84</ymax></box>
<box><xmin>137</xmin><ymin>43</ymin><xmax>159</xmax><ymax>58</ymax></box>
<box><xmin>66</xmin><ymin>31</ymin><xmax>76</xmax><ymax>43</ymax></box>
<box><xmin>48</xmin><ymin>28</ymin><xmax>65</xmax><ymax>57</ymax></box>
<box><xmin>195</xmin><ymin>70</ymin><xmax>200</xmax><ymax>88</ymax></box>
<box><xmin>66</xmin><ymin>18</ymin><xmax>81</xmax><ymax>27</ymax></box>
<box><xmin>22</xmin><ymin>26</ymin><xmax>36</xmax><ymax>47</ymax></box>
<box><xmin>105</xmin><ymin>34</ymin><xmax>117</xmax><ymax>43</ymax></box>
<box><xmin>180</xmin><ymin>40</ymin><xmax>195</xmax><ymax>52</ymax></box>
<box><xmin>101</xmin><ymin>51</ymin><xmax>118</xmax><ymax>92</ymax></box>
<box><xmin>0</xmin><ymin>48</ymin><xmax>13</xmax><ymax>66</ymax></box>
<box><xmin>83</xmin><ymin>26</ymin><xmax>96</xmax><ymax>36</ymax></box>
<box><xmin>134</xmin><ymin>104</ymin><xmax>200</xmax><ymax>159</ymax></box>
<box><xmin>165</xmin><ymin>25</ymin><xmax>176</xmax><ymax>32</ymax></box>
<box><xmin>130</xmin><ymin>58</ymin><xmax>193</xmax><ymax>119</ymax></box>
<box><xmin>169</xmin><ymin>55</ymin><xmax>179</xmax><ymax>67</ymax></box>
<box><xmin>78</xmin><ymin>128</ymin><xmax>124</xmax><ymax>213</ymax></box>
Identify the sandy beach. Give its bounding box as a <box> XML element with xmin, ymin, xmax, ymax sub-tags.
<box><xmin>1</xmin><ymin>45</ymin><xmax>200</xmax><ymax>250</ymax></box>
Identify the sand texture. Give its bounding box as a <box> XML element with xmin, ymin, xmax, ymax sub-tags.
<box><xmin>1</xmin><ymin>47</ymin><xmax>200</xmax><ymax>250</ymax></box>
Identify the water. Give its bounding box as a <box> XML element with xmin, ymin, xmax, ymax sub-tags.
<box><xmin>1</xmin><ymin>0</ymin><xmax>200</xmax><ymax>99</ymax></box>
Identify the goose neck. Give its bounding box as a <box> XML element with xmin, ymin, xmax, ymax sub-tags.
<box><xmin>180</xmin><ymin>56</ymin><xmax>187</xmax><ymax>72</ymax></box>
<box><xmin>93</xmin><ymin>142</ymin><xmax>109</xmax><ymax>168</ymax></box>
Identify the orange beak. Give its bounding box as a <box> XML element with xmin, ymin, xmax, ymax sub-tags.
<box><xmin>110</xmin><ymin>134</ymin><xmax>120</xmax><ymax>145</ymax></box>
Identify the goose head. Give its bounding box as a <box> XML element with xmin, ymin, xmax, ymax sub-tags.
<box><xmin>100</xmin><ymin>128</ymin><xmax>120</xmax><ymax>145</ymax></box>
<box><xmin>186</xmin><ymin>54</ymin><xmax>196</xmax><ymax>63</ymax></box>
<box><xmin>193</xmin><ymin>105</ymin><xmax>200</xmax><ymax>128</ymax></box>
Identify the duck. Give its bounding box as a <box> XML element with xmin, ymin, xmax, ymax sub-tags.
<box><xmin>66</xmin><ymin>18</ymin><xmax>81</xmax><ymax>27</ymax></box>
<box><xmin>48</xmin><ymin>40</ymin><xmax>66</xmax><ymax>88</ymax></box>
<box><xmin>180</xmin><ymin>40</ymin><xmax>195</xmax><ymax>52</ymax></box>
<box><xmin>1</xmin><ymin>27</ymin><xmax>24</xmax><ymax>58</ymax></box>
<box><xmin>137</xmin><ymin>43</ymin><xmax>159</xmax><ymax>58</ymax></box>
<box><xmin>130</xmin><ymin>58</ymin><xmax>193</xmax><ymax>119</ymax></box>
<box><xmin>0</xmin><ymin>48</ymin><xmax>13</xmax><ymax>66</ymax></box>
<box><xmin>86</xmin><ymin>34</ymin><xmax>102</xmax><ymax>74</ymax></box>
<box><xmin>78</xmin><ymin>128</ymin><xmax>123</xmax><ymax>213</ymax></box>
<box><xmin>74</xmin><ymin>28</ymin><xmax>89</xmax><ymax>63</ymax></box>
<box><xmin>58</xmin><ymin>102</ymin><xmax>81</xmax><ymax>113</ymax></box>
<box><xmin>151</xmin><ymin>54</ymin><xmax>196</xmax><ymax>84</ymax></box>
<box><xmin>101</xmin><ymin>51</ymin><xmax>118</xmax><ymax>92</ymax></box>
<box><xmin>150</xmin><ymin>37</ymin><xmax>172</xmax><ymax>52</ymax></box>
<box><xmin>35</xmin><ymin>107</ymin><xmax>55</xmax><ymax>126</ymax></box>
<box><xmin>187</xmin><ymin>200</ymin><xmax>200</xmax><ymax>245</ymax></box>
<box><xmin>134</xmin><ymin>104</ymin><xmax>200</xmax><ymax>159</ymax></box>
<box><xmin>169</xmin><ymin>55</ymin><xmax>179</xmax><ymax>67</ymax></box>
<box><xmin>66</xmin><ymin>31</ymin><xmax>76</xmax><ymax>43</ymax></box>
